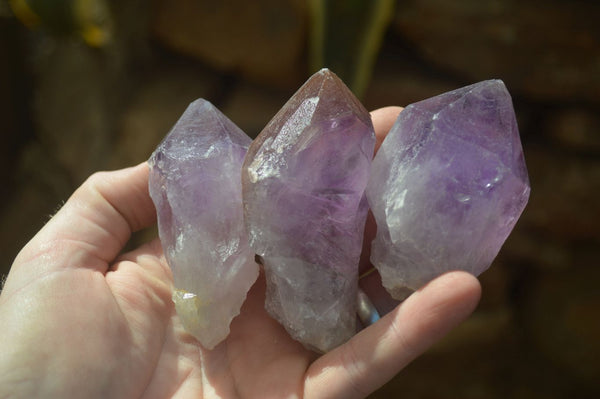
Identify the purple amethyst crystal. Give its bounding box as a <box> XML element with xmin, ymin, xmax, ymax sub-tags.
<box><xmin>148</xmin><ymin>99</ymin><xmax>259</xmax><ymax>349</ymax></box>
<box><xmin>242</xmin><ymin>69</ymin><xmax>375</xmax><ymax>352</ymax></box>
<box><xmin>367</xmin><ymin>80</ymin><xmax>530</xmax><ymax>298</ymax></box>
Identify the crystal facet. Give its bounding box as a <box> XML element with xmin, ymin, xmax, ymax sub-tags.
<box><xmin>149</xmin><ymin>99</ymin><xmax>259</xmax><ymax>349</ymax></box>
<box><xmin>242</xmin><ymin>69</ymin><xmax>376</xmax><ymax>352</ymax></box>
<box><xmin>367</xmin><ymin>80</ymin><xmax>530</xmax><ymax>298</ymax></box>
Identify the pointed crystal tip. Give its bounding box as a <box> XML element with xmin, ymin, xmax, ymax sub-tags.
<box><xmin>241</xmin><ymin>68</ymin><xmax>376</xmax><ymax>352</ymax></box>
<box><xmin>367</xmin><ymin>80</ymin><xmax>530</xmax><ymax>296</ymax></box>
<box><xmin>148</xmin><ymin>99</ymin><xmax>258</xmax><ymax>349</ymax></box>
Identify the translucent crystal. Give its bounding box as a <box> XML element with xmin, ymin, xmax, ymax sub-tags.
<box><xmin>242</xmin><ymin>69</ymin><xmax>376</xmax><ymax>352</ymax></box>
<box><xmin>148</xmin><ymin>99</ymin><xmax>259</xmax><ymax>349</ymax></box>
<box><xmin>367</xmin><ymin>80</ymin><xmax>530</xmax><ymax>298</ymax></box>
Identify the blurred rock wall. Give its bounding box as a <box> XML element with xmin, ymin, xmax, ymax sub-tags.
<box><xmin>1</xmin><ymin>0</ymin><xmax>598</xmax><ymax>397</ymax></box>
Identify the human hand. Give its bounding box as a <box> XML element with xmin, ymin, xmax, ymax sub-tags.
<box><xmin>0</xmin><ymin>107</ymin><xmax>481</xmax><ymax>399</ymax></box>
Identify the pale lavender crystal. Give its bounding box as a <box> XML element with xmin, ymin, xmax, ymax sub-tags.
<box><xmin>148</xmin><ymin>99</ymin><xmax>259</xmax><ymax>349</ymax></box>
<box><xmin>242</xmin><ymin>69</ymin><xmax>375</xmax><ymax>352</ymax></box>
<box><xmin>367</xmin><ymin>80</ymin><xmax>530</xmax><ymax>298</ymax></box>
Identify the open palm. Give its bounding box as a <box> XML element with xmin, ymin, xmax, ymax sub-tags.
<box><xmin>0</xmin><ymin>108</ymin><xmax>480</xmax><ymax>399</ymax></box>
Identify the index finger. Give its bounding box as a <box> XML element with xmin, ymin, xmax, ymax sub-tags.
<box><xmin>304</xmin><ymin>271</ymin><xmax>481</xmax><ymax>399</ymax></box>
<box><xmin>371</xmin><ymin>106</ymin><xmax>403</xmax><ymax>154</ymax></box>
<box><xmin>360</xmin><ymin>106</ymin><xmax>402</xmax><ymax>275</ymax></box>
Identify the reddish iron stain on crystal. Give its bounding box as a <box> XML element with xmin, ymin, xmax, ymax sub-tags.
<box><xmin>242</xmin><ymin>69</ymin><xmax>375</xmax><ymax>352</ymax></box>
<box><xmin>149</xmin><ymin>99</ymin><xmax>258</xmax><ymax>349</ymax></box>
<box><xmin>367</xmin><ymin>80</ymin><xmax>530</xmax><ymax>298</ymax></box>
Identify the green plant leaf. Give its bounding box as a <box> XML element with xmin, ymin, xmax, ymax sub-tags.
<box><xmin>308</xmin><ymin>0</ymin><xmax>395</xmax><ymax>99</ymax></box>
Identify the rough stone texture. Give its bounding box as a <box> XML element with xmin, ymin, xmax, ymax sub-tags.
<box><xmin>394</xmin><ymin>0</ymin><xmax>600</xmax><ymax>102</ymax></box>
<box><xmin>363</xmin><ymin>56</ymin><xmax>457</xmax><ymax>111</ymax></box>
<box><xmin>149</xmin><ymin>99</ymin><xmax>258</xmax><ymax>349</ymax></box>
<box><xmin>522</xmin><ymin>267</ymin><xmax>600</xmax><ymax>386</ymax></box>
<box><xmin>520</xmin><ymin>148</ymin><xmax>600</xmax><ymax>243</ymax></box>
<box><xmin>153</xmin><ymin>0</ymin><xmax>307</xmax><ymax>87</ymax></box>
<box><xmin>221</xmin><ymin>81</ymin><xmax>290</xmax><ymax>138</ymax></box>
<box><xmin>33</xmin><ymin>40</ymin><xmax>117</xmax><ymax>184</ymax></box>
<box><xmin>545</xmin><ymin>108</ymin><xmax>600</xmax><ymax>154</ymax></box>
<box><xmin>242</xmin><ymin>69</ymin><xmax>375</xmax><ymax>352</ymax></box>
<box><xmin>110</xmin><ymin>64</ymin><xmax>215</xmax><ymax>169</ymax></box>
<box><xmin>367</xmin><ymin>80</ymin><xmax>530</xmax><ymax>297</ymax></box>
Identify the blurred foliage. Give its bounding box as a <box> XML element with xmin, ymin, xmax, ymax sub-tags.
<box><xmin>9</xmin><ymin>0</ymin><xmax>112</xmax><ymax>46</ymax></box>
<box><xmin>8</xmin><ymin>0</ymin><xmax>395</xmax><ymax>93</ymax></box>
<box><xmin>308</xmin><ymin>0</ymin><xmax>395</xmax><ymax>98</ymax></box>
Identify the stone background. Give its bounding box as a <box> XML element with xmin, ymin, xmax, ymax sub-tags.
<box><xmin>1</xmin><ymin>0</ymin><xmax>599</xmax><ymax>397</ymax></box>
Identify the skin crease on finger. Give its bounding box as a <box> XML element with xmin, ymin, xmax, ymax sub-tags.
<box><xmin>0</xmin><ymin>107</ymin><xmax>482</xmax><ymax>399</ymax></box>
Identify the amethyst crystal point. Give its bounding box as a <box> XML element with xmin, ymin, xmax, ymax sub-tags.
<box><xmin>148</xmin><ymin>99</ymin><xmax>259</xmax><ymax>349</ymax></box>
<box><xmin>242</xmin><ymin>69</ymin><xmax>375</xmax><ymax>352</ymax></box>
<box><xmin>367</xmin><ymin>80</ymin><xmax>530</xmax><ymax>298</ymax></box>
